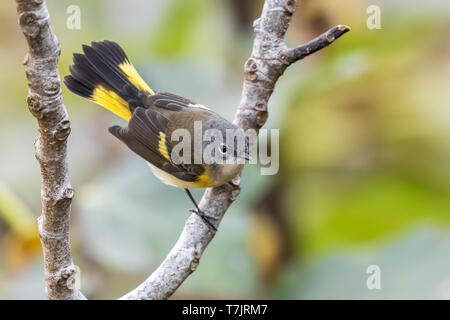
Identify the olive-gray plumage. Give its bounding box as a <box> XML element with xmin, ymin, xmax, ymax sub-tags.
<box><xmin>65</xmin><ymin>40</ymin><xmax>248</xmax><ymax>229</ymax></box>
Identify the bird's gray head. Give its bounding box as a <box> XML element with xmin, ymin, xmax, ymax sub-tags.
<box><xmin>201</xmin><ymin>118</ymin><xmax>250</xmax><ymax>166</ymax></box>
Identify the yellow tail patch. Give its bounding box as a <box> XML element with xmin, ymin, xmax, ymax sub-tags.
<box><xmin>119</xmin><ymin>61</ymin><xmax>155</xmax><ymax>95</ymax></box>
<box><xmin>91</xmin><ymin>85</ymin><xmax>132</xmax><ymax>121</ymax></box>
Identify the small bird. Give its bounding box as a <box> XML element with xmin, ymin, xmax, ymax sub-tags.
<box><xmin>64</xmin><ymin>41</ymin><xmax>248</xmax><ymax>230</ymax></box>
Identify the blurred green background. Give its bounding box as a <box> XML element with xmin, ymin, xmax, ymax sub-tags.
<box><xmin>1</xmin><ymin>0</ymin><xmax>449</xmax><ymax>299</ymax></box>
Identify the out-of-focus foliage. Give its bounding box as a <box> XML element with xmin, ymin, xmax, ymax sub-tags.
<box><xmin>272</xmin><ymin>228</ymin><xmax>450</xmax><ymax>299</ymax></box>
<box><xmin>0</xmin><ymin>182</ymin><xmax>40</xmax><ymax>267</ymax></box>
<box><xmin>283</xmin><ymin>14</ymin><xmax>450</xmax><ymax>257</ymax></box>
<box><xmin>0</xmin><ymin>0</ymin><xmax>449</xmax><ymax>299</ymax></box>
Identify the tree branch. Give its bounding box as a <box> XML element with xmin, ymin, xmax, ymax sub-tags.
<box><xmin>15</xmin><ymin>0</ymin><xmax>84</xmax><ymax>300</ymax></box>
<box><xmin>286</xmin><ymin>24</ymin><xmax>350</xmax><ymax>64</ymax></box>
<box><xmin>121</xmin><ymin>0</ymin><xmax>349</xmax><ymax>300</ymax></box>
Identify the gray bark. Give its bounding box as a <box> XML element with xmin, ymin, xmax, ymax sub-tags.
<box><xmin>15</xmin><ymin>0</ymin><xmax>85</xmax><ymax>300</ymax></box>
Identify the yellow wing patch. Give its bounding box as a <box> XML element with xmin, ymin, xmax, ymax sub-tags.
<box><xmin>119</xmin><ymin>61</ymin><xmax>155</xmax><ymax>95</ymax></box>
<box><xmin>158</xmin><ymin>132</ymin><xmax>170</xmax><ymax>161</ymax></box>
<box><xmin>91</xmin><ymin>85</ymin><xmax>132</xmax><ymax>121</ymax></box>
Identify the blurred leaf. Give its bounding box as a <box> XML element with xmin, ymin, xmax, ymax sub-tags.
<box><xmin>150</xmin><ymin>0</ymin><xmax>208</xmax><ymax>58</ymax></box>
<box><xmin>248</xmin><ymin>211</ymin><xmax>284</xmax><ymax>285</ymax></box>
<box><xmin>293</xmin><ymin>173</ymin><xmax>450</xmax><ymax>257</ymax></box>
<box><xmin>280</xmin><ymin>15</ymin><xmax>450</xmax><ymax>258</ymax></box>
<box><xmin>0</xmin><ymin>181</ymin><xmax>35</xmax><ymax>237</ymax></box>
<box><xmin>0</xmin><ymin>181</ymin><xmax>41</xmax><ymax>269</ymax></box>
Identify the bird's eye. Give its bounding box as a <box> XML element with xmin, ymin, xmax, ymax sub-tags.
<box><xmin>220</xmin><ymin>144</ymin><xmax>227</xmax><ymax>154</ymax></box>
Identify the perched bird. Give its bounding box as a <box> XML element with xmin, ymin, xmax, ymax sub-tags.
<box><xmin>64</xmin><ymin>41</ymin><xmax>249</xmax><ymax>230</ymax></box>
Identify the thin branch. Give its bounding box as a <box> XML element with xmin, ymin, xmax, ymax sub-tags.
<box><xmin>120</xmin><ymin>184</ymin><xmax>237</xmax><ymax>299</ymax></box>
<box><xmin>15</xmin><ymin>0</ymin><xmax>84</xmax><ymax>300</ymax></box>
<box><xmin>121</xmin><ymin>0</ymin><xmax>349</xmax><ymax>300</ymax></box>
<box><xmin>287</xmin><ymin>25</ymin><xmax>351</xmax><ymax>64</ymax></box>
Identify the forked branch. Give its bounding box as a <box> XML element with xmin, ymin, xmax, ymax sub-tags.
<box><xmin>16</xmin><ymin>0</ymin><xmax>349</xmax><ymax>300</ymax></box>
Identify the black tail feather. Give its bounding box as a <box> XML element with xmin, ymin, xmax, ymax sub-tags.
<box><xmin>64</xmin><ymin>40</ymin><xmax>153</xmax><ymax>120</ymax></box>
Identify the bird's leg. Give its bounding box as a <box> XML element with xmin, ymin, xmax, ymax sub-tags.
<box><xmin>185</xmin><ymin>189</ymin><xmax>217</xmax><ymax>231</ymax></box>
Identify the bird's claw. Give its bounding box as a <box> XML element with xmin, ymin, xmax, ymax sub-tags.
<box><xmin>189</xmin><ymin>209</ymin><xmax>218</xmax><ymax>231</ymax></box>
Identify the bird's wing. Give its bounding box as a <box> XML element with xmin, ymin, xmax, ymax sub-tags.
<box><xmin>145</xmin><ymin>92</ymin><xmax>210</xmax><ymax>111</ymax></box>
<box><xmin>109</xmin><ymin>107</ymin><xmax>201</xmax><ymax>182</ymax></box>
<box><xmin>120</xmin><ymin>90</ymin><xmax>211</xmax><ymax>115</ymax></box>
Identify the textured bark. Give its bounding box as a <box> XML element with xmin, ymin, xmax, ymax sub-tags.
<box><xmin>121</xmin><ymin>0</ymin><xmax>349</xmax><ymax>300</ymax></box>
<box><xmin>15</xmin><ymin>0</ymin><xmax>84</xmax><ymax>300</ymax></box>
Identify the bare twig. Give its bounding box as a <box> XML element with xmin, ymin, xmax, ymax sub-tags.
<box><xmin>286</xmin><ymin>25</ymin><xmax>350</xmax><ymax>64</ymax></box>
<box><xmin>15</xmin><ymin>0</ymin><xmax>84</xmax><ymax>300</ymax></box>
<box><xmin>121</xmin><ymin>0</ymin><xmax>349</xmax><ymax>300</ymax></box>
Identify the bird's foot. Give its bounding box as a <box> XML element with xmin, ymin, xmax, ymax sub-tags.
<box><xmin>189</xmin><ymin>209</ymin><xmax>218</xmax><ymax>231</ymax></box>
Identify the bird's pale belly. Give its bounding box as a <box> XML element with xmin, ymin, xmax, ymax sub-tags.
<box><xmin>148</xmin><ymin>163</ymin><xmax>242</xmax><ymax>189</ymax></box>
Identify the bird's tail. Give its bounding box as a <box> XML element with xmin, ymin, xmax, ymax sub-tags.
<box><xmin>64</xmin><ymin>40</ymin><xmax>154</xmax><ymax>121</ymax></box>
